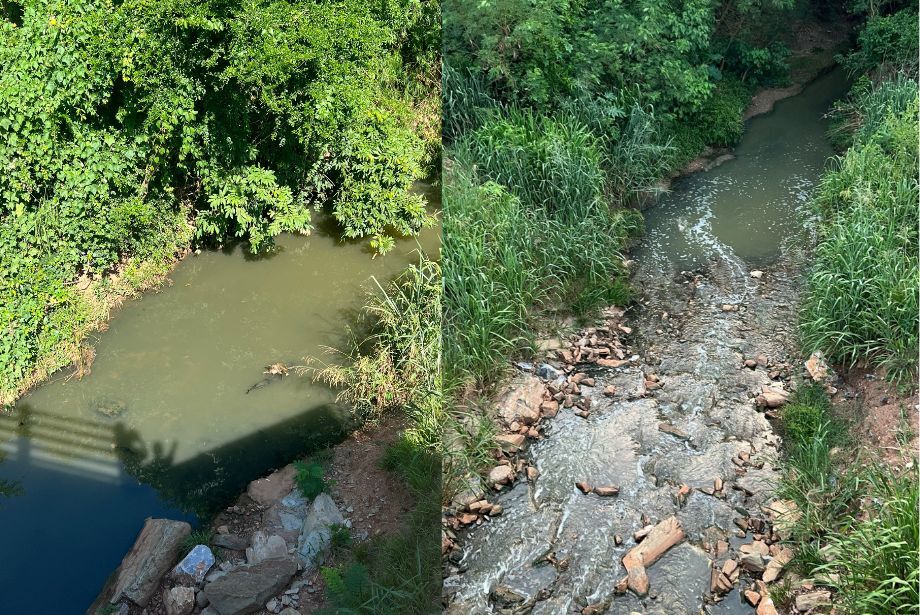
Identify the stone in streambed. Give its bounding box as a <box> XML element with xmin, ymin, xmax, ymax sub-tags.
<box><xmin>247</xmin><ymin>531</ymin><xmax>288</xmax><ymax>564</ymax></box>
<box><xmin>213</xmin><ymin>533</ymin><xmax>249</xmax><ymax>551</ymax></box>
<box><xmin>297</xmin><ymin>493</ymin><xmax>344</xmax><ymax>568</ymax></box>
<box><xmin>247</xmin><ymin>465</ymin><xmax>297</xmax><ymax>507</ymax></box>
<box><xmin>164</xmin><ymin>586</ymin><xmax>195</xmax><ymax>615</ymax></box>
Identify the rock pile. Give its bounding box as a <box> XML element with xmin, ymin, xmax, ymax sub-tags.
<box><xmin>90</xmin><ymin>464</ymin><xmax>348</xmax><ymax>615</ymax></box>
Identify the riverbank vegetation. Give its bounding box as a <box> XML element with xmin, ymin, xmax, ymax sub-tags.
<box><xmin>781</xmin><ymin>3</ymin><xmax>919</xmax><ymax>612</ymax></box>
<box><xmin>775</xmin><ymin>384</ymin><xmax>918</xmax><ymax>613</ymax></box>
<box><xmin>440</xmin><ymin>0</ymin><xmax>848</xmax><ymax>499</ymax></box>
<box><xmin>800</xmin><ymin>2</ymin><xmax>919</xmax><ymax>385</ymax></box>
<box><xmin>0</xmin><ymin>0</ymin><xmax>439</xmax><ymax>405</ymax></box>
<box><xmin>310</xmin><ymin>256</ymin><xmax>441</xmax><ymax>613</ymax></box>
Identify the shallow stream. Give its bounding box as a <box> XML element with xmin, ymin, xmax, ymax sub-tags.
<box><xmin>446</xmin><ymin>69</ymin><xmax>849</xmax><ymax>614</ymax></box>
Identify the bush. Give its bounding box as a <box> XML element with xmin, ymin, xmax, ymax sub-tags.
<box><xmin>312</xmin><ymin>254</ymin><xmax>442</xmax><ymax>450</ymax></box>
<box><xmin>841</xmin><ymin>8</ymin><xmax>919</xmax><ymax>78</ymax></box>
<box><xmin>293</xmin><ymin>460</ymin><xmax>329</xmax><ymax>499</ymax></box>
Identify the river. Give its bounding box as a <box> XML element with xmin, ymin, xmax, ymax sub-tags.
<box><xmin>0</xmin><ymin>192</ymin><xmax>439</xmax><ymax>613</ymax></box>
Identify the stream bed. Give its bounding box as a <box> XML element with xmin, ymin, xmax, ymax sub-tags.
<box><xmin>445</xmin><ymin>69</ymin><xmax>849</xmax><ymax>614</ymax></box>
<box><xmin>0</xmin><ymin>197</ymin><xmax>439</xmax><ymax>613</ymax></box>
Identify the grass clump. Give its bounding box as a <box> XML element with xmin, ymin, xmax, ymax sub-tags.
<box><xmin>776</xmin><ymin>384</ymin><xmax>919</xmax><ymax>613</ymax></box>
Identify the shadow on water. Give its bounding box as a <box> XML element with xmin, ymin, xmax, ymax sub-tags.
<box><xmin>0</xmin><ymin>401</ymin><xmax>348</xmax><ymax>614</ymax></box>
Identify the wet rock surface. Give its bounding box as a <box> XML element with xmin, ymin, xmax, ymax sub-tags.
<box><xmin>445</xmin><ymin>191</ymin><xmax>807</xmax><ymax>613</ymax></box>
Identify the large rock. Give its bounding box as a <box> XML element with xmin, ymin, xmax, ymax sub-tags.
<box><xmin>203</xmin><ymin>557</ymin><xmax>298</xmax><ymax>615</ymax></box>
<box><xmin>173</xmin><ymin>544</ymin><xmax>215</xmax><ymax>583</ymax></box>
<box><xmin>164</xmin><ymin>586</ymin><xmax>195</xmax><ymax>615</ymax></box>
<box><xmin>247</xmin><ymin>465</ymin><xmax>297</xmax><ymax>507</ymax></box>
<box><xmin>297</xmin><ymin>493</ymin><xmax>344</xmax><ymax>567</ymax></box>
<box><xmin>108</xmin><ymin>518</ymin><xmax>191</xmax><ymax>606</ymax></box>
<box><xmin>212</xmin><ymin>533</ymin><xmax>249</xmax><ymax>551</ymax></box>
<box><xmin>246</xmin><ymin>531</ymin><xmax>288</xmax><ymax>564</ymax></box>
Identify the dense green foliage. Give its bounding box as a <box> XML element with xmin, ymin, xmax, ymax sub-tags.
<box><xmin>443</xmin><ymin>152</ymin><xmax>637</xmax><ymax>388</ymax></box>
<box><xmin>800</xmin><ymin>6</ymin><xmax>919</xmax><ymax>383</ymax></box>
<box><xmin>311</xmin><ymin>256</ymin><xmax>441</xmax><ymax>611</ymax></box>
<box><xmin>1</xmin><ymin>0</ymin><xmax>438</xmax><ymax>403</ymax></box>
<box><xmin>776</xmin><ymin>385</ymin><xmax>918</xmax><ymax>614</ymax></box>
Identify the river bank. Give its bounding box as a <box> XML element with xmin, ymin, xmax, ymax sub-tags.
<box><xmin>88</xmin><ymin>415</ymin><xmax>415</xmax><ymax>615</ymax></box>
<box><xmin>442</xmin><ymin>64</ymin><xmax>854</xmax><ymax>614</ymax></box>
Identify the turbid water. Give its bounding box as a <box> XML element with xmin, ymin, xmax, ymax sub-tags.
<box><xmin>0</xmin><ymin>190</ymin><xmax>439</xmax><ymax>613</ymax></box>
<box><xmin>445</xmin><ymin>69</ymin><xmax>848</xmax><ymax>614</ymax></box>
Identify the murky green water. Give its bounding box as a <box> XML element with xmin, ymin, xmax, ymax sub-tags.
<box><xmin>640</xmin><ymin>68</ymin><xmax>849</xmax><ymax>271</ymax></box>
<box><xmin>0</xmin><ymin>190</ymin><xmax>439</xmax><ymax>613</ymax></box>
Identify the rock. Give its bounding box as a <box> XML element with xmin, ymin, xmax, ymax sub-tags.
<box><xmin>247</xmin><ymin>531</ymin><xmax>288</xmax><ymax>564</ymax></box>
<box><xmin>488</xmin><ymin>465</ymin><xmax>514</xmax><ymax>485</ymax></box>
<box><xmin>266</xmin><ymin>597</ymin><xmax>281</xmax><ymax>613</ymax></box>
<box><xmin>526</xmin><ymin>466</ymin><xmax>540</xmax><ymax>481</ymax></box>
<box><xmin>536</xmin><ymin>363</ymin><xmax>563</xmax><ymax>380</ymax></box>
<box><xmin>756</xmin><ymin>387</ymin><xmax>788</xmax><ymax>408</ymax></box>
<box><xmin>594</xmin><ymin>486</ymin><xmax>620</xmax><ymax>497</ymax></box>
<box><xmin>164</xmin><ymin>586</ymin><xmax>195</xmax><ymax>615</ymax></box>
<box><xmin>107</xmin><ymin>518</ymin><xmax>191</xmax><ymax>607</ymax></box>
<box><xmin>279</xmin><ymin>609</ymin><xmax>301</xmax><ymax>615</ymax></box>
<box><xmin>721</xmin><ymin>304</ymin><xmax>739</xmax><ymax>312</ymax></box>
<box><xmin>740</xmin><ymin>553</ymin><xmax>766</xmax><ymax>572</ymax></box>
<box><xmin>756</xmin><ymin>595</ymin><xmax>779</xmax><ymax>615</ymax></box>
<box><xmin>744</xmin><ymin>590</ymin><xmax>761</xmax><ymax>606</ymax></box>
<box><xmin>750</xmin><ymin>270</ymin><xmax>764</xmax><ymax>279</ymax></box>
<box><xmin>621</xmin><ymin>516</ymin><xmax>685</xmax><ymax>595</ymax></box>
<box><xmin>658</xmin><ymin>422</ymin><xmax>689</xmax><ymax>440</ymax></box>
<box><xmin>795</xmin><ymin>590</ymin><xmax>831</xmax><ymax>611</ymax></box>
<box><xmin>496</xmin><ymin>375</ymin><xmax>545</xmax><ymax>427</ymax></box>
<box><xmin>495</xmin><ymin>433</ymin><xmax>525</xmax><ymax>452</ymax></box>
<box><xmin>173</xmin><ymin>544</ymin><xmax>215</xmax><ymax>583</ymax></box>
<box><xmin>297</xmin><ymin>493</ymin><xmax>345</xmax><ymax>568</ymax></box>
<box><xmin>744</xmin><ymin>359</ymin><xmax>758</xmax><ymax>368</ymax></box>
<box><xmin>540</xmin><ymin>400</ymin><xmax>559</xmax><ymax>418</ymax></box>
<box><xmin>805</xmin><ymin>351</ymin><xmax>829</xmax><ymax>382</ymax></box>
<box><xmin>762</xmin><ymin>546</ymin><xmax>792</xmax><ymax>582</ymax></box>
<box><xmin>212</xmin><ymin>533</ymin><xmax>249</xmax><ymax>551</ymax></box>
<box><xmin>597</xmin><ymin>358</ymin><xmax>629</xmax><ymax>368</ymax></box>
<box><xmin>247</xmin><ymin>465</ymin><xmax>297</xmax><ymax>507</ymax></box>
<box><xmin>204</xmin><ymin>557</ymin><xmax>298</xmax><ymax>615</ymax></box>
<box><xmin>196</xmin><ymin>591</ymin><xmax>210</xmax><ymax>608</ymax></box>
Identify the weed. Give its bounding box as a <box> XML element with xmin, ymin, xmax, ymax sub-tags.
<box><xmin>181</xmin><ymin>527</ymin><xmax>214</xmax><ymax>554</ymax></box>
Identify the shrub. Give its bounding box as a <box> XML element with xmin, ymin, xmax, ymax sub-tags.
<box><xmin>841</xmin><ymin>8</ymin><xmax>919</xmax><ymax>78</ymax></box>
<box><xmin>293</xmin><ymin>460</ymin><xmax>329</xmax><ymax>499</ymax></box>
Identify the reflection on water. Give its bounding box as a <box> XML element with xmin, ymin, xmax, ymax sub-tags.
<box><xmin>640</xmin><ymin>68</ymin><xmax>850</xmax><ymax>272</ymax></box>
<box><xmin>0</xmin><ymin>192</ymin><xmax>439</xmax><ymax>612</ymax></box>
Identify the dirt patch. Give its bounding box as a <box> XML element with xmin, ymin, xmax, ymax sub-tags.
<box><xmin>832</xmin><ymin>367</ymin><xmax>919</xmax><ymax>467</ymax></box>
<box><xmin>297</xmin><ymin>414</ymin><xmax>414</xmax><ymax>613</ymax></box>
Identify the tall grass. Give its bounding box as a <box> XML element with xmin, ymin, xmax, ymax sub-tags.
<box><xmin>775</xmin><ymin>384</ymin><xmax>919</xmax><ymax>614</ymax></box>
<box><xmin>799</xmin><ymin>80</ymin><xmax>919</xmax><ymax>384</ymax></box>
<box><xmin>312</xmin><ymin>254</ymin><xmax>442</xmax><ymax>449</ymax></box>
<box><xmin>443</xmin><ymin>141</ymin><xmax>638</xmax><ymax>389</ymax></box>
